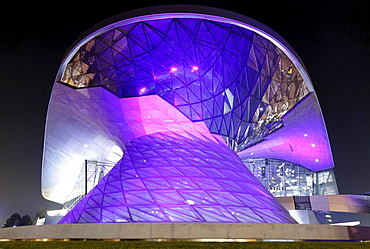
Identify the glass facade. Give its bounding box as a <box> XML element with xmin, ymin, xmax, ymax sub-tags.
<box><xmin>315</xmin><ymin>169</ymin><xmax>338</xmax><ymax>196</ymax></box>
<box><xmin>244</xmin><ymin>158</ymin><xmax>338</xmax><ymax>197</ymax></box>
<box><xmin>62</xmin><ymin>160</ymin><xmax>115</xmax><ymax>211</ymax></box>
<box><xmin>58</xmin><ymin>120</ymin><xmax>296</xmax><ymax>223</ymax></box>
<box><xmin>42</xmin><ymin>6</ymin><xmax>336</xmax><ymax>225</ymax></box>
<box><xmin>60</xmin><ymin>18</ymin><xmax>309</xmax><ymax>152</ymax></box>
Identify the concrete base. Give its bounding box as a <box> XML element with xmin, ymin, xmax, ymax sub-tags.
<box><xmin>1</xmin><ymin>223</ymin><xmax>370</xmax><ymax>241</ymax></box>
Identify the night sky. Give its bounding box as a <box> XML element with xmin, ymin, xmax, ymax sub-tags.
<box><xmin>1</xmin><ymin>1</ymin><xmax>369</xmax><ymax>225</ymax></box>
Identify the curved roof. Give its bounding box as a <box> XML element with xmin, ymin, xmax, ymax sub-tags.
<box><xmin>57</xmin><ymin>5</ymin><xmax>313</xmax><ymax>91</ymax></box>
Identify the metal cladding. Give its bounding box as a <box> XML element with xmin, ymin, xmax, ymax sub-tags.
<box><xmin>42</xmin><ymin>6</ymin><xmax>334</xmax><ymax>224</ymax></box>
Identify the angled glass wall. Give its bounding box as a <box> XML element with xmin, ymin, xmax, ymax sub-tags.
<box><xmin>315</xmin><ymin>169</ymin><xmax>338</xmax><ymax>196</ymax></box>
<box><xmin>62</xmin><ymin>160</ymin><xmax>115</xmax><ymax>211</ymax></box>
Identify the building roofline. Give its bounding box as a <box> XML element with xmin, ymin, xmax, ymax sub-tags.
<box><xmin>58</xmin><ymin>4</ymin><xmax>313</xmax><ymax>91</ymax></box>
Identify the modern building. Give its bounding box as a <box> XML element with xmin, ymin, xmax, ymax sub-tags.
<box><xmin>42</xmin><ymin>5</ymin><xmax>337</xmax><ymax>224</ymax></box>
<box><xmin>277</xmin><ymin>194</ymin><xmax>370</xmax><ymax>227</ymax></box>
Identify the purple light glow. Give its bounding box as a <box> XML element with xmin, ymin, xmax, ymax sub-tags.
<box><xmin>119</xmin><ymin>95</ymin><xmax>217</xmax><ymax>142</ymax></box>
<box><xmin>238</xmin><ymin>94</ymin><xmax>334</xmax><ymax>172</ymax></box>
<box><xmin>57</xmin><ymin>91</ymin><xmax>295</xmax><ymax>224</ymax></box>
<box><xmin>43</xmin><ymin>8</ymin><xmax>335</xmax><ymax>225</ymax></box>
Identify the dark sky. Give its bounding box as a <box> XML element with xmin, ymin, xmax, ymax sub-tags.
<box><xmin>1</xmin><ymin>0</ymin><xmax>369</xmax><ymax>225</ymax></box>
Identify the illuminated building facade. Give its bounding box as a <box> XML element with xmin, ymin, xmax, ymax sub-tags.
<box><xmin>42</xmin><ymin>5</ymin><xmax>336</xmax><ymax>224</ymax></box>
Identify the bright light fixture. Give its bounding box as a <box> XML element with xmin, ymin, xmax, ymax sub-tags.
<box><xmin>139</xmin><ymin>87</ymin><xmax>147</xmax><ymax>94</ymax></box>
<box><xmin>191</xmin><ymin>66</ymin><xmax>199</xmax><ymax>72</ymax></box>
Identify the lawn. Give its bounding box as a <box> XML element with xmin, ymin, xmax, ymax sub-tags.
<box><xmin>0</xmin><ymin>241</ymin><xmax>370</xmax><ymax>249</ymax></box>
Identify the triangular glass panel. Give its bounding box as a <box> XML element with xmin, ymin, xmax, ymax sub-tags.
<box><xmin>151</xmin><ymin>190</ymin><xmax>184</xmax><ymax>204</ymax></box>
<box><xmin>121</xmin><ymin>178</ymin><xmax>145</xmax><ymax>191</ymax></box>
<box><xmin>95</xmin><ymin>38</ymin><xmax>111</xmax><ymax>54</ymax></box>
<box><xmin>207</xmin><ymin>191</ymin><xmax>244</xmax><ymax>206</ymax></box>
<box><xmin>178</xmin><ymin>190</ymin><xmax>217</xmax><ymax>205</ymax></box>
<box><xmin>95</xmin><ymin>56</ymin><xmax>112</xmax><ymax>71</ymax></box>
<box><xmin>155</xmin><ymin>167</ymin><xmax>184</xmax><ymax>177</ymax></box>
<box><xmin>247</xmin><ymin>44</ymin><xmax>259</xmax><ymax>71</ymax></box>
<box><xmin>214</xmin><ymin>179</ymin><xmax>245</xmax><ymax>192</ymax></box>
<box><xmin>125</xmin><ymin>190</ymin><xmax>155</xmax><ymax>205</ymax></box>
<box><xmin>205</xmin><ymin>21</ymin><xmax>229</xmax><ymax>47</ymax></box>
<box><xmin>143</xmin><ymin>23</ymin><xmax>165</xmax><ymax>48</ymax></box>
<box><xmin>146</xmin><ymin>18</ymin><xmax>172</xmax><ymax>35</ymax></box>
<box><xmin>197</xmin><ymin>20</ymin><xmax>217</xmax><ymax>47</ymax></box>
<box><xmin>98</xmin><ymin>30</ymin><xmax>114</xmax><ymax>45</ymax></box>
<box><xmin>195</xmin><ymin>178</ymin><xmax>224</xmax><ymax>191</ymax></box>
<box><xmin>192</xmin><ymin>206</ymin><xmax>237</xmax><ymax>222</ymax></box>
<box><xmin>232</xmin><ymin>193</ymin><xmax>265</xmax><ymax>208</ymax></box>
<box><xmin>245</xmin><ymin>67</ymin><xmax>259</xmax><ymax>92</ymax></box>
<box><xmin>162</xmin><ymin>206</ymin><xmax>203</xmax><ymax>222</ymax></box>
<box><xmin>112</xmin><ymin>28</ymin><xmax>125</xmax><ymax>41</ymax></box>
<box><xmin>253</xmin><ymin>34</ymin><xmax>270</xmax><ymax>49</ymax></box>
<box><xmin>100</xmin><ymin>209</ymin><xmax>119</xmax><ymax>223</ymax></box>
<box><xmin>80</xmin><ymin>210</ymin><xmax>99</xmax><ymax>223</ymax></box>
<box><xmin>85</xmin><ymin>197</ymin><xmax>101</xmax><ymax>208</ymax></box>
<box><xmin>129</xmin><ymin>206</ymin><xmax>167</xmax><ymax>222</ymax></box>
<box><xmin>228</xmin><ymin>207</ymin><xmax>264</xmax><ymax>223</ymax></box>
<box><xmin>127</xmin><ymin>36</ymin><xmax>147</xmax><ymax>58</ymax></box>
<box><xmin>190</xmin><ymin>103</ymin><xmax>202</xmax><ymax>120</ymax></box>
<box><xmin>141</xmin><ymin>178</ymin><xmax>173</xmax><ymax>190</ymax></box>
<box><xmin>166</xmin><ymin>177</ymin><xmax>199</xmax><ymax>189</ymax></box>
<box><xmin>253</xmin><ymin>44</ymin><xmax>267</xmax><ymax>72</ymax></box>
<box><xmin>219</xmin><ymin>117</ymin><xmax>229</xmax><ymax>136</ymax></box>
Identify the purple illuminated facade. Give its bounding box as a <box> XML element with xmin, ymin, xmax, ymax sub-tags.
<box><xmin>42</xmin><ymin>6</ymin><xmax>336</xmax><ymax>224</ymax></box>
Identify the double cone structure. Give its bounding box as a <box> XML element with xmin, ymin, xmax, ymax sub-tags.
<box><xmin>42</xmin><ymin>6</ymin><xmax>334</xmax><ymax>224</ymax></box>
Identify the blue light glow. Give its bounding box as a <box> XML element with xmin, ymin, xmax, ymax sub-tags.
<box><xmin>43</xmin><ymin>8</ymin><xmax>336</xmax><ymax>225</ymax></box>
